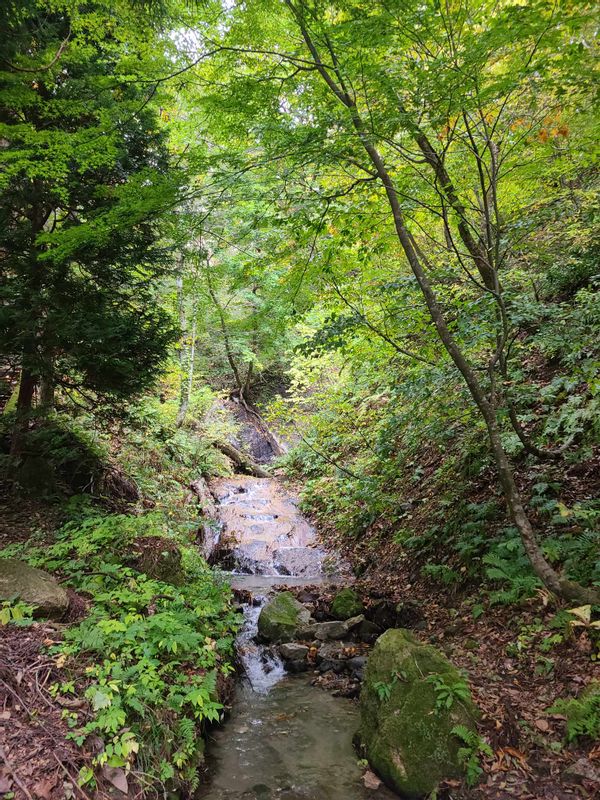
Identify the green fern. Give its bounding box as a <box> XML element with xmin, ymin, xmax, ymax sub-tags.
<box><xmin>426</xmin><ymin>675</ymin><xmax>471</xmax><ymax>713</ymax></box>
<box><xmin>482</xmin><ymin>551</ymin><xmax>541</xmax><ymax>605</ymax></box>
<box><xmin>548</xmin><ymin>686</ymin><xmax>600</xmax><ymax>742</ymax></box>
<box><xmin>451</xmin><ymin>725</ymin><xmax>493</xmax><ymax>787</ymax></box>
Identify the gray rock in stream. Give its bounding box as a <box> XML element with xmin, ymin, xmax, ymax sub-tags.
<box><xmin>279</xmin><ymin>642</ymin><xmax>310</xmax><ymax>661</ymax></box>
<box><xmin>355</xmin><ymin>619</ymin><xmax>382</xmax><ymax>644</ymax></box>
<box><xmin>313</xmin><ymin>614</ymin><xmax>365</xmax><ymax>641</ymax></box>
<box><xmin>257</xmin><ymin>592</ymin><xmax>312</xmax><ymax>643</ymax></box>
<box><xmin>347</xmin><ymin>656</ymin><xmax>367</xmax><ymax>680</ymax></box>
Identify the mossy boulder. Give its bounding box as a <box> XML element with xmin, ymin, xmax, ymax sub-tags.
<box><xmin>331</xmin><ymin>587</ymin><xmax>363</xmax><ymax>620</ymax></box>
<box><xmin>257</xmin><ymin>591</ymin><xmax>311</xmax><ymax>643</ymax></box>
<box><xmin>0</xmin><ymin>558</ymin><xmax>69</xmax><ymax>619</ymax></box>
<box><xmin>358</xmin><ymin>628</ymin><xmax>478</xmax><ymax>798</ymax></box>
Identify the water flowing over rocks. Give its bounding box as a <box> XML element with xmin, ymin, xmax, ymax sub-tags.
<box><xmin>201</xmin><ymin>471</ymin><xmax>400</xmax><ymax>799</ymax></box>
<box><xmin>209</xmin><ymin>475</ymin><xmax>329</xmax><ymax>578</ymax></box>
<box><xmin>201</xmin><ymin>463</ymin><xmax>476</xmax><ymax>798</ymax></box>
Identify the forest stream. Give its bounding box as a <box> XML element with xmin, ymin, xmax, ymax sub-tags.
<box><xmin>198</xmin><ymin>474</ymin><xmax>395</xmax><ymax>800</ymax></box>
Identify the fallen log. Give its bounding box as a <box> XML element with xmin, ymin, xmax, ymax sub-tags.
<box><xmin>189</xmin><ymin>477</ymin><xmax>222</xmax><ymax>561</ymax></box>
<box><xmin>215</xmin><ymin>440</ymin><xmax>271</xmax><ymax>478</ymax></box>
<box><xmin>189</xmin><ymin>476</ymin><xmax>218</xmax><ymax>518</ymax></box>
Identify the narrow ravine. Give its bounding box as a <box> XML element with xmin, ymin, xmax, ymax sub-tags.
<box><xmin>199</xmin><ymin>472</ymin><xmax>395</xmax><ymax>799</ymax></box>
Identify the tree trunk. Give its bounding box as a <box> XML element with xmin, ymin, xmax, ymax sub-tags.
<box><xmin>176</xmin><ymin>313</ymin><xmax>196</xmax><ymax>428</ymax></box>
<box><xmin>39</xmin><ymin>375</ymin><xmax>54</xmax><ymax>412</ymax></box>
<box><xmin>204</xmin><ymin>256</ymin><xmax>245</xmax><ymax>395</ymax></box>
<box><xmin>189</xmin><ymin>477</ymin><xmax>221</xmax><ymax>560</ymax></box>
<box><xmin>10</xmin><ymin>367</ymin><xmax>36</xmax><ymax>456</ymax></box>
<box><xmin>215</xmin><ymin>440</ymin><xmax>271</xmax><ymax>478</ymax></box>
<box><xmin>357</xmin><ymin>134</ymin><xmax>599</xmax><ymax>604</ymax></box>
<box><xmin>290</xmin><ymin>9</ymin><xmax>599</xmax><ymax>604</ymax></box>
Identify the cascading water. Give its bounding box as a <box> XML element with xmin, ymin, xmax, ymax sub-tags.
<box><xmin>199</xmin><ymin>474</ymin><xmax>395</xmax><ymax>799</ymax></box>
<box><xmin>235</xmin><ymin>596</ymin><xmax>286</xmax><ymax>694</ymax></box>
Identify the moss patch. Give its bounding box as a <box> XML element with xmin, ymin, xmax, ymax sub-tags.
<box><xmin>257</xmin><ymin>591</ymin><xmax>311</xmax><ymax>642</ymax></box>
<box><xmin>359</xmin><ymin>628</ymin><xmax>478</xmax><ymax>797</ymax></box>
<box><xmin>331</xmin><ymin>587</ymin><xmax>364</xmax><ymax>620</ymax></box>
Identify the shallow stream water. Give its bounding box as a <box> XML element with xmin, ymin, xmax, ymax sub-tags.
<box><xmin>199</xmin><ymin>475</ymin><xmax>395</xmax><ymax>800</ymax></box>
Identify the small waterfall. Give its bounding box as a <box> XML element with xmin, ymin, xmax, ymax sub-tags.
<box><xmin>236</xmin><ymin>596</ymin><xmax>285</xmax><ymax>693</ymax></box>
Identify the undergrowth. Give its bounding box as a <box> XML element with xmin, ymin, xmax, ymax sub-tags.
<box><xmin>1</xmin><ymin>510</ymin><xmax>240</xmax><ymax>793</ymax></box>
<box><xmin>0</xmin><ymin>386</ymin><xmax>243</xmax><ymax>794</ymax></box>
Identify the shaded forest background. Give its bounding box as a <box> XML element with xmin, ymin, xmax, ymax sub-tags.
<box><xmin>0</xmin><ymin>0</ymin><xmax>598</xmax><ymax>798</ymax></box>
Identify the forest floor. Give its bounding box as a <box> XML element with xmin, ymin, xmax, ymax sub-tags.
<box><xmin>0</xmin><ymin>490</ymin><xmax>94</xmax><ymax>800</ymax></box>
<box><xmin>1</xmin><ymin>455</ymin><xmax>599</xmax><ymax>799</ymax></box>
<box><xmin>317</xmin><ymin>511</ymin><xmax>600</xmax><ymax>798</ymax></box>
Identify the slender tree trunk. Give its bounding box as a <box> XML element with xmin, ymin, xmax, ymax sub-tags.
<box><xmin>10</xmin><ymin>366</ymin><xmax>36</xmax><ymax>456</ymax></box>
<box><xmin>411</xmin><ymin>112</ymin><xmax>560</xmax><ymax>461</ymax></box>
<box><xmin>242</xmin><ymin>360</ymin><xmax>253</xmax><ymax>401</ymax></box>
<box><xmin>356</xmin><ymin>133</ymin><xmax>598</xmax><ymax>604</ymax></box>
<box><xmin>176</xmin><ymin>314</ymin><xmax>196</xmax><ymax>428</ymax></box>
<box><xmin>39</xmin><ymin>373</ymin><xmax>54</xmax><ymax>412</ymax></box>
<box><xmin>290</xmin><ymin>8</ymin><xmax>598</xmax><ymax>603</ymax></box>
<box><xmin>203</xmin><ymin>256</ymin><xmax>245</xmax><ymax>396</ymax></box>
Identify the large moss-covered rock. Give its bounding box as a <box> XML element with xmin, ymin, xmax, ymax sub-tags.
<box><xmin>359</xmin><ymin>629</ymin><xmax>478</xmax><ymax>798</ymax></box>
<box><xmin>331</xmin><ymin>587</ymin><xmax>363</xmax><ymax>620</ymax></box>
<box><xmin>0</xmin><ymin>558</ymin><xmax>69</xmax><ymax>619</ymax></box>
<box><xmin>257</xmin><ymin>591</ymin><xmax>311</xmax><ymax>643</ymax></box>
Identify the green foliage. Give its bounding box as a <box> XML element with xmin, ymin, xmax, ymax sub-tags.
<box><xmin>1</xmin><ymin>510</ymin><xmax>239</xmax><ymax>791</ymax></box>
<box><xmin>421</xmin><ymin>564</ymin><xmax>461</xmax><ymax>587</ymax></box>
<box><xmin>0</xmin><ymin>0</ymin><xmax>179</xmax><ymax>429</ymax></box>
<box><xmin>451</xmin><ymin>725</ymin><xmax>493</xmax><ymax>787</ymax></box>
<box><xmin>0</xmin><ymin>413</ymin><xmax>107</xmax><ymax>496</ymax></box>
<box><xmin>426</xmin><ymin>675</ymin><xmax>472</xmax><ymax>714</ymax></box>
<box><xmin>0</xmin><ymin>598</ymin><xmax>35</xmax><ymax>626</ymax></box>
<box><xmin>548</xmin><ymin>688</ymin><xmax>600</xmax><ymax>743</ymax></box>
<box><xmin>373</xmin><ymin>669</ymin><xmax>407</xmax><ymax>702</ymax></box>
<box><xmin>482</xmin><ymin>534</ymin><xmax>542</xmax><ymax>606</ymax></box>
<box><xmin>373</xmin><ymin>680</ymin><xmax>393</xmax><ymax>703</ymax></box>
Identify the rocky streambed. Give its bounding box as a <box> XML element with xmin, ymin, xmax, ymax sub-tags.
<box><xmin>198</xmin><ymin>475</ymin><xmax>395</xmax><ymax>799</ymax></box>
<box><xmin>199</xmin><ymin>473</ymin><xmax>479</xmax><ymax>799</ymax></box>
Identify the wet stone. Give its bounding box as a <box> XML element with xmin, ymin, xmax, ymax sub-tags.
<box><xmin>314</xmin><ymin>614</ymin><xmax>365</xmax><ymax>641</ymax></box>
<box><xmin>347</xmin><ymin>656</ymin><xmax>367</xmax><ymax>680</ymax></box>
<box><xmin>318</xmin><ymin>659</ymin><xmax>346</xmax><ymax>674</ymax></box>
<box><xmin>355</xmin><ymin>619</ymin><xmax>382</xmax><ymax>644</ymax></box>
<box><xmin>279</xmin><ymin>643</ymin><xmax>309</xmax><ymax>661</ymax></box>
<box><xmin>330</xmin><ymin>587</ymin><xmax>364</xmax><ymax>620</ymax></box>
<box><xmin>316</xmin><ymin>641</ymin><xmax>349</xmax><ymax>662</ymax></box>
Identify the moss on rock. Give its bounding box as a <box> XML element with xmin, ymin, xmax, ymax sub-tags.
<box><xmin>331</xmin><ymin>587</ymin><xmax>363</xmax><ymax>620</ymax></box>
<box><xmin>257</xmin><ymin>591</ymin><xmax>311</xmax><ymax>643</ymax></box>
<box><xmin>359</xmin><ymin>628</ymin><xmax>478</xmax><ymax>797</ymax></box>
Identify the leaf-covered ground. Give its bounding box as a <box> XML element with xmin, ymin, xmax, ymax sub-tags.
<box><xmin>0</xmin><ymin>624</ymin><xmax>88</xmax><ymax>800</ymax></box>
<box><xmin>310</xmin><ymin>489</ymin><xmax>600</xmax><ymax>798</ymax></box>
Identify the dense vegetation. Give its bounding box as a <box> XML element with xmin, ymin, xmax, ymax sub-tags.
<box><xmin>0</xmin><ymin>0</ymin><xmax>598</xmax><ymax>796</ymax></box>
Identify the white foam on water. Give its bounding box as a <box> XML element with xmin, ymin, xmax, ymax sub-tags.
<box><xmin>236</xmin><ymin>597</ymin><xmax>286</xmax><ymax>694</ymax></box>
